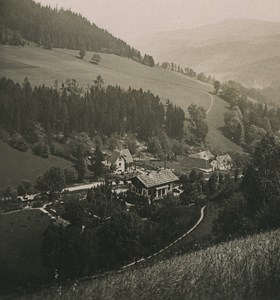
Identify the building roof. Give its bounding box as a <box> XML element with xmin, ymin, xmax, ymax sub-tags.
<box><xmin>189</xmin><ymin>150</ymin><xmax>214</xmax><ymax>161</ymax></box>
<box><xmin>106</xmin><ymin>149</ymin><xmax>133</xmax><ymax>164</ymax></box>
<box><xmin>210</xmin><ymin>160</ymin><xmax>218</xmax><ymax>166</ymax></box>
<box><xmin>216</xmin><ymin>154</ymin><xmax>232</xmax><ymax>164</ymax></box>
<box><xmin>134</xmin><ymin>170</ymin><xmax>179</xmax><ymax>188</ymax></box>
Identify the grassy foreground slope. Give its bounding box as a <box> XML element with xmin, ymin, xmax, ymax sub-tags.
<box><xmin>0</xmin><ymin>140</ymin><xmax>71</xmax><ymax>189</ymax></box>
<box><xmin>0</xmin><ymin>210</ymin><xmax>52</xmax><ymax>289</ymax></box>
<box><xmin>0</xmin><ymin>45</ymin><xmax>242</xmax><ymax>153</ymax></box>
<box><xmin>25</xmin><ymin>229</ymin><xmax>280</xmax><ymax>300</ymax></box>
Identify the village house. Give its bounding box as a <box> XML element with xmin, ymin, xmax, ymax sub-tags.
<box><xmin>181</xmin><ymin>150</ymin><xmax>214</xmax><ymax>172</ymax></box>
<box><xmin>211</xmin><ymin>154</ymin><xmax>233</xmax><ymax>171</ymax></box>
<box><xmin>130</xmin><ymin>169</ymin><xmax>179</xmax><ymax>202</ymax></box>
<box><xmin>104</xmin><ymin>149</ymin><xmax>133</xmax><ymax>173</ymax></box>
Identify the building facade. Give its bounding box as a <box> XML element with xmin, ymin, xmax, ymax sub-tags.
<box><xmin>104</xmin><ymin>149</ymin><xmax>133</xmax><ymax>173</ymax></box>
<box><xmin>130</xmin><ymin>170</ymin><xmax>179</xmax><ymax>202</ymax></box>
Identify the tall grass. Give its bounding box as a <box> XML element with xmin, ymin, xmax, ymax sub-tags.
<box><xmin>22</xmin><ymin>229</ymin><xmax>280</xmax><ymax>299</ymax></box>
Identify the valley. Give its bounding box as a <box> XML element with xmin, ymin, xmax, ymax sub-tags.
<box><xmin>133</xmin><ymin>19</ymin><xmax>280</xmax><ymax>88</ymax></box>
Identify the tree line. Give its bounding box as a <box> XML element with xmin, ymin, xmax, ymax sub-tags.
<box><xmin>0</xmin><ymin>0</ymin><xmax>155</xmax><ymax>67</ymax></box>
<box><xmin>214</xmin><ymin>80</ymin><xmax>280</xmax><ymax>150</ymax></box>
<box><xmin>0</xmin><ymin>77</ymin><xmax>185</xmax><ymax>149</ymax></box>
<box><xmin>213</xmin><ymin>135</ymin><xmax>280</xmax><ymax>242</ymax></box>
<box><xmin>160</xmin><ymin>61</ymin><xmax>215</xmax><ymax>85</ymax></box>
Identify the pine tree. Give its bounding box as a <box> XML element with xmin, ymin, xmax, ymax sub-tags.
<box><xmin>91</xmin><ymin>145</ymin><xmax>104</xmax><ymax>178</ymax></box>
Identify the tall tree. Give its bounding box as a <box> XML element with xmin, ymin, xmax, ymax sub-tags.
<box><xmin>90</xmin><ymin>145</ymin><xmax>104</xmax><ymax>178</ymax></box>
<box><xmin>36</xmin><ymin>167</ymin><xmax>66</xmax><ymax>200</ymax></box>
<box><xmin>91</xmin><ymin>54</ymin><xmax>101</xmax><ymax>64</ymax></box>
<box><xmin>98</xmin><ymin>211</ymin><xmax>143</xmax><ymax>267</ymax></box>
<box><xmin>214</xmin><ymin>81</ymin><xmax>221</xmax><ymax>95</ymax></box>
<box><xmin>79</xmin><ymin>46</ymin><xmax>86</xmax><ymax>59</ymax></box>
<box><xmin>17</xmin><ymin>180</ymin><xmax>33</xmax><ymax>196</ymax></box>
<box><xmin>74</xmin><ymin>145</ymin><xmax>87</xmax><ymax>182</ymax></box>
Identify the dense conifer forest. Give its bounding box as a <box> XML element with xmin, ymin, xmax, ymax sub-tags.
<box><xmin>0</xmin><ymin>0</ymin><xmax>155</xmax><ymax>66</ymax></box>
<box><xmin>0</xmin><ymin>77</ymin><xmax>185</xmax><ymax>143</ymax></box>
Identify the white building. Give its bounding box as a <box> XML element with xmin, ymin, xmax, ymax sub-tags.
<box><xmin>211</xmin><ymin>154</ymin><xmax>233</xmax><ymax>171</ymax></box>
<box><xmin>104</xmin><ymin>149</ymin><xmax>133</xmax><ymax>173</ymax></box>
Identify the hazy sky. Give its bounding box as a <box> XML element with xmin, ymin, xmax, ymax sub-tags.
<box><xmin>37</xmin><ymin>0</ymin><xmax>280</xmax><ymax>42</ymax></box>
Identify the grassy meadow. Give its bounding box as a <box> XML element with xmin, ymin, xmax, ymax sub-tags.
<box><xmin>0</xmin><ymin>140</ymin><xmax>71</xmax><ymax>189</ymax></box>
<box><xmin>0</xmin><ymin>45</ymin><xmax>242</xmax><ymax>153</ymax></box>
<box><xmin>23</xmin><ymin>229</ymin><xmax>280</xmax><ymax>300</ymax></box>
<box><xmin>0</xmin><ymin>210</ymin><xmax>52</xmax><ymax>292</ymax></box>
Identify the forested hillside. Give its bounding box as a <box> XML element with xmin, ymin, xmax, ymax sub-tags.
<box><xmin>0</xmin><ymin>0</ymin><xmax>154</xmax><ymax>66</ymax></box>
<box><xmin>0</xmin><ymin>77</ymin><xmax>185</xmax><ymax>143</ymax></box>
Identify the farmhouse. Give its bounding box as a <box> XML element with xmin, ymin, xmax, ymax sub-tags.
<box><xmin>130</xmin><ymin>170</ymin><xmax>179</xmax><ymax>202</ymax></box>
<box><xmin>104</xmin><ymin>149</ymin><xmax>133</xmax><ymax>173</ymax></box>
<box><xmin>182</xmin><ymin>150</ymin><xmax>214</xmax><ymax>172</ymax></box>
<box><xmin>211</xmin><ymin>154</ymin><xmax>233</xmax><ymax>171</ymax></box>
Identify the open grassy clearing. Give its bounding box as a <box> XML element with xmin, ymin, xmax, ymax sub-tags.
<box><xmin>205</xmin><ymin>95</ymin><xmax>243</xmax><ymax>153</ymax></box>
<box><xmin>0</xmin><ymin>45</ymin><xmax>242</xmax><ymax>153</ymax></box>
<box><xmin>0</xmin><ymin>140</ymin><xmax>71</xmax><ymax>189</ymax></box>
<box><xmin>23</xmin><ymin>229</ymin><xmax>280</xmax><ymax>300</ymax></box>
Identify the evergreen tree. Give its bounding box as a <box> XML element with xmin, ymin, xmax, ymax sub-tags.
<box><xmin>90</xmin><ymin>145</ymin><xmax>104</xmax><ymax>178</ymax></box>
<box><xmin>74</xmin><ymin>145</ymin><xmax>87</xmax><ymax>182</ymax></box>
<box><xmin>79</xmin><ymin>46</ymin><xmax>86</xmax><ymax>59</ymax></box>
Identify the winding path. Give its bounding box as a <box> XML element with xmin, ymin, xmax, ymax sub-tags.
<box><xmin>78</xmin><ymin>205</ymin><xmax>207</xmax><ymax>284</ymax></box>
<box><xmin>122</xmin><ymin>205</ymin><xmax>207</xmax><ymax>268</ymax></box>
<box><xmin>203</xmin><ymin>91</ymin><xmax>215</xmax><ymax>114</ymax></box>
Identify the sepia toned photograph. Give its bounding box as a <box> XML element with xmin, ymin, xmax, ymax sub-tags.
<box><xmin>0</xmin><ymin>0</ymin><xmax>280</xmax><ymax>299</ymax></box>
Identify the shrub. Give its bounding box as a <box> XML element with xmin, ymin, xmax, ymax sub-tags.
<box><xmin>32</xmin><ymin>142</ymin><xmax>49</xmax><ymax>158</ymax></box>
<box><xmin>8</xmin><ymin>133</ymin><xmax>28</xmax><ymax>152</ymax></box>
<box><xmin>64</xmin><ymin>167</ymin><xmax>78</xmax><ymax>185</ymax></box>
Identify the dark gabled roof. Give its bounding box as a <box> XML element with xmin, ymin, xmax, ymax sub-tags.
<box><xmin>106</xmin><ymin>150</ymin><xmax>121</xmax><ymax>164</ymax></box>
<box><xmin>106</xmin><ymin>149</ymin><xmax>133</xmax><ymax>164</ymax></box>
<box><xmin>134</xmin><ymin>170</ymin><xmax>179</xmax><ymax>188</ymax></box>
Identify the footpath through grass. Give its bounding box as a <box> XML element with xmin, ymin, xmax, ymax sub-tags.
<box><xmin>20</xmin><ymin>229</ymin><xmax>280</xmax><ymax>300</ymax></box>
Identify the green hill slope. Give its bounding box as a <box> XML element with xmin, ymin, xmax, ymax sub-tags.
<box><xmin>25</xmin><ymin>229</ymin><xmax>280</xmax><ymax>300</ymax></box>
<box><xmin>0</xmin><ymin>45</ymin><xmax>242</xmax><ymax>153</ymax></box>
<box><xmin>0</xmin><ymin>140</ymin><xmax>71</xmax><ymax>189</ymax></box>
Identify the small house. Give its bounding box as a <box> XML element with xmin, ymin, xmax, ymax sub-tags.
<box><xmin>130</xmin><ymin>170</ymin><xmax>179</xmax><ymax>202</ymax></box>
<box><xmin>104</xmin><ymin>149</ymin><xmax>133</xmax><ymax>173</ymax></box>
<box><xmin>211</xmin><ymin>154</ymin><xmax>233</xmax><ymax>171</ymax></box>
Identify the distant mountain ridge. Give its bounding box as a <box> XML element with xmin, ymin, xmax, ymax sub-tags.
<box><xmin>0</xmin><ymin>0</ymin><xmax>155</xmax><ymax>66</ymax></box>
<box><xmin>134</xmin><ymin>18</ymin><xmax>280</xmax><ymax>87</ymax></box>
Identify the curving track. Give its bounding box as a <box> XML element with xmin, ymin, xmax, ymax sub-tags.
<box><xmin>78</xmin><ymin>205</ymin><xmax>207</xmax><ymax>283</ymax></box>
